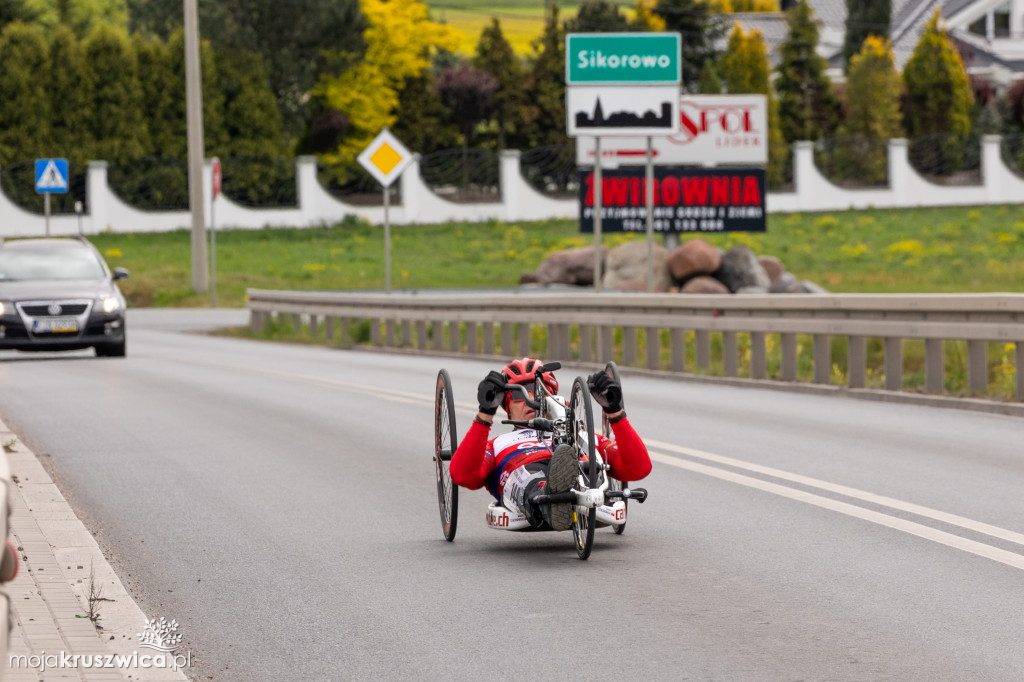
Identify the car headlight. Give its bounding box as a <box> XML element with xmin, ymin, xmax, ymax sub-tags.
<box><xmin>0</xmin><ymin>301</ymin><xmax>4</xmax><ymax>316</ymax></box>
<box><xmin>102</xmin><ymin>297</ymin><xmax>121</xmax><ymax>314</ymax></box>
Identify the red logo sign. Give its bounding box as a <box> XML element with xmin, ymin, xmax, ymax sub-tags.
<box><xmin>674</xmin><ymin>100</ymin><xmax>762</xmax><ymax>145</ymax></box>
<box><xmin>211</xmin><ymin>157</ymin><xmax>221</xmax><ymax>200</ymax></box>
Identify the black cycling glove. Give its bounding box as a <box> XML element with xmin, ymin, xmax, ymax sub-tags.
<box><xmin>477</xmin><ymin>370</ymin><xmax>508</xmax><ymax>415</ymax></box>
<box><xmin>587</xmin><ymin>371</ymin><xmax>623</xmax><ymax>414</ymax></box>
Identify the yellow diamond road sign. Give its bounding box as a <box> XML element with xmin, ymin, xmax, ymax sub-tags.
<box><xmin>358</xmin><ymin>128</ymin><xmax>414</xmax><ymax>187</ymax></box>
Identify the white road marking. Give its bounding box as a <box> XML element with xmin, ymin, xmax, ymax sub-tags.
<box><xmin>173</xmin><ymin>355</ymin><xmax>1024</xmax><ymax>569</ymax></box>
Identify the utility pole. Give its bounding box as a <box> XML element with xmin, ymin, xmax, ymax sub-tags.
<box><xmin>184</xmin><ymin>0</ymin><xmax>208</xmax><ymax>292</ymax></box>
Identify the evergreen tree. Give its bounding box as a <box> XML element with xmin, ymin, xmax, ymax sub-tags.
<box><xmin>473</xmin><ymin>19</ymin><xmax>526</xmax><ymax>150</ymax></box>
<box><xmin>775</xmin><ymin>1</ymin><xmax>841</xmax><ymax>142</ymax></box>
<box><xmin>903</xmin><ymin>9</ymin><xmax>973</xmax><ymax>138</ymax></box>
<box><xmin>166</xmin><ymin>28</ymin><xmax>227</xmax><ymax>156</ymax></box>
<box><xmin>49</xmin><ymin>25</ymin><xmax>93</xmax><ymax>163</ymax></box>
<box><xmin>82</xmin><ymin>23</ymin><xmax>146</xmax><ymax>163</ymax></box>
<box><xmin>391</xmin><ymin>72</ymin><xmax>460</xmax><ymax>154</ymax></box>
<box><xmin>0</xmin><ymin>0</ymin><xmax>38</xmax><ymax>32</ymax></box>
<box><xmin>653</xmin><ymin>0</ymin><xmax>725</xmax><ymax>92</ymax></box>
<box><xmin>132</xmin><ymin>32</ymin><xmax>176</xmax><ymax>156</ymax></box>
<box><xmin>217</xmin><ymin>48</ymin><xmax>286</xmax><ymax>158</ymax></box>
<box><xmin>437</xmin><ymin>63</ymin><xmax>497</xmax><ymax>150</ymax></box>
<box><xmin>697</xmin><ymin>59</ymin><xmax>722</xmax><ymax>94</ymax></box>
<box><xmin>564</xmin><ymin>0</ymin><xmax>631</xmax><ymax>33</ymax></box>
<box><xmin>841</xmin><ymin>35</ymin><xmax>902</xmax><ymax>182</ymax></box>
<box><xmin>0</xmin><ymin>21</ymin><xmax>50</xmax><ymax>163</ymax></box>
<box><xmin>719</xmin><ymin>23</ymin><xmax>788</xmax><ymax>187</ymax></box>
<box><xmin>524</xmin><ymin>4</ymin><xmax>567</xmax><ymax>148</ymax></box>
<box><xmin>843</xmin><ymin>0</ymin><xmax>890</xmax><ymax>68</ymax></box>
<box><xmin>30</xmin><ymin>0</ymin><xmax>128</xmax><ymax>37</ymax></box>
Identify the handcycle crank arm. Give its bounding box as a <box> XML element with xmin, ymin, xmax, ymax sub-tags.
<box><xmin>605</xmin><ymin>487</ymin><xmax>648</xmax><ymax>504</ymax></box>
<box><xmin>529</xmin><ymin>488</ymin><xmax>607</xmax><ymax>509</ymax></box>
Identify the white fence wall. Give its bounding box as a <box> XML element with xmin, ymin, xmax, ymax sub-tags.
<box><xmin>2</xmin><ymin>136</ymin><xmax>1023</xmax><ymax>237</ymax></box>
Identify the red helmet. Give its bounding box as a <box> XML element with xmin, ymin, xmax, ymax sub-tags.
<box><xmin>501</xmin><ymin>357</ymin><xmax>558</xmax><ymax>412</ymax></box>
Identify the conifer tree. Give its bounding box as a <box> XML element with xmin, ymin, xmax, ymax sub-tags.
<box><xmin>82</xmin><ymin>23</ymin><xmax>146</xmax><ymax>163</ymax></box>
<box><xmin>0</xmin><ymin>21</ymin><xmax>50</xmax><ymax>163</ymax></box>
<box><xmin>775</xmin><ymin>0</ymin><xmax>841</xmax><ymax>142</ymax></box>
<box><xmin>841</xmin><ymin>35</ymin><xmax>903</xmax><ymax>182</ymax></box>
<box><xmin>697</xmin><ymin>60</ymin><xmax>722</xmax><ymax>94</ymax></box>
<box><xmin>391</xmin><ymin>72</ymin><xmax>461</xmax><ymax>154</ymax></box>
<box><xmin>474</xmin><ymin>19</ymin><xmax>525</xmax><ymax>150</ymax></box>
<box><xmin>0</xmin><ymin>0</ymin><xmax>38</xmax><ymax>32</ymax></box>
<box><xmin>719</xmin><ymin>23</ymin><xmax>788</xmax><ymax>187</ymax></box>
<box><xmin>843</xmin><ymin>0</ymin><xmax>890</xmax><ymax>67</ymax></box>
<box><xmin>525</xmin><ymin>4</ymin><xmax>567</xmax><ymax>148</ymax></box>
<box><xmin>132</xmin><ymin>32</ymin><xmax>176</xmax><ymax>156</ymax></box>
<box><xmin>903</xmin><ymin>9</ymin><xmax>973</xmax><ymax>138</ymax></box>
<box><xmin>653</xmin><ymin>0</ymin><xmax>725</xmax><ymax>92</ymax></box>
<box><xmin>564</xmin><ymin>0</ymin><xmax>631</xmax><ymax>33</ymax></box>
<box><xmin>217</xmin><ymin>49</ymin><xmax>286</xmax><ymax>158</ymax></box>
<box><xmin>49</xmin><ymin>25</ymin><xmax>93</xmax><ymax>163</ymax></box>
<box><xmin>166</xmin><ymin>28</ymin><xmax>226</xmax><ymax>156</ymax></box>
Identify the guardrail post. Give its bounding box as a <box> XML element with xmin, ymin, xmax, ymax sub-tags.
<box><xmin>925</xmin><ymin>338</ymin><xmax>944</xmax><ymax>394</ymax></box>
<box><xmin>750</xmin><ymin>332</ymin><xmax>766</xmax><ymax>379</ymax></box>
<box><xmin>501</xmin><ymin>323</ymin><xmax>513</xmax><ymax>356</ymax></box>
<box><xmin>781</xmin><ymin>333</ymin><xmax>797</xmax><ymax>381</ymax></box>
<box><xmin>292</xmin><ymin>313</ymin><xmax>302</xmax><ymax>334</ymax></box>
<box><xmin>723</xmin><ymin>331</ymin><xmax>738</xmax><ymax>377</ymax></box>
<box><xmin>967</xmin><ymin>340</ymin><xmax>987</xmax><ymax>392</ymax></box>
<box><xmin>696</xmin><ymin>330</ymin><xmax>711</xmax><ymax>369</ymax></box>
<box><xmin>579</xmin><ymin>325</ymin><xmax>592</xmax><ymax>362</ymax></box>
<box><xmin>848</xmin><ymin>335</ymin><xmax>866</xmax><ymax>388</ymax></box>
<box><xmin>401</xmin><ymin>320</ymin><xmax>411</xmax><ymax>347</ymax></box>
<box><xmin>670</xmin><ymin>328</ymin><xmax>686</xmax><ymax>372</ymax></box>
<box><xmin>467</xmin><ymin>322</ymin><xmax>478</xmax><ymax>354</ymax></box>
<box><xmin>1016</xmin><ymin>342</ymin><xmax>1023</xmax><ymax>400</ymax></box>
<box><xmin>518</xmin><ymin>323</ymin><xmax>531</xmax><ymax>356</ymax></box>
<box><xmin>309</xmin><ymin>314</ymin><xmax>319</xmax><ymax>338</ymax></box>
<box><xmin>249</xmin><ymin>311</ymin><xmax>262</xmax><ymax>333</ymax></box>
<box><xmin>597</xmin><ymin>326</ymin><xmax>613</xmax><ymax>362</ymax></box>
<box><xmin>481</xmin><ymin>321</ymin><xmax>493</xmax><ymax>352</ymax></box>
<box><xmin>885</xmin><ymin>337</ymin><xmax>902</xmax><ymax>391</ymax></box>
<box><xmin>324</xmin><ymin>316</ymin><xmax>335</xmax><ymax>341</ymax></box>
<box><xmin>813</xmin><ymin>334</ymin><xmax>830</xmax><ymax>384</ymax></box>
<box><xmin>432</xmin><ymin>321</ymin><xmax>444</xmax><ymax>350</ymax></box>
<box><xmin>547</xmin><ymin>323</ymin><xmax>560</xmax><ymax>360</ymax></box>
<box><xmin>370</xmin><ymin>318</ymin><xmax>381</xmax><ymax>346</ymax></box>
<box><xmin>646</xmin><ymin>327</ymin><xmax>660</xmax><ymax>370</ymax></box>
<box><xmin>623</xmin><ymin>327</ymin><xmax>637</xmax><ymax>366</ymax></box>
<box><xmin>449</xmin><ymin>322</ymin><xmax>460</xmax><ymax>352</ymax></box>
<box><xmin>385</xmin><ymin>319</ymin><xmax>395</xmax><ymax>347</ymax></box>
<box><xmin>416</xmin><ymin>320</ymin><xmax>427</xmax><ymax>350</ymax></box>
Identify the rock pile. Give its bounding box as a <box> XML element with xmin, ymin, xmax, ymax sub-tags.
<box><xmin>520</xmin><ymin>238</ymin><xmax>826</xmax><ymax>294</ymax></box>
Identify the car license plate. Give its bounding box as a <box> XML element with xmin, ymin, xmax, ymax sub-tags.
<box><xmin>32</xmin><ymin>317</ymin><xmax>79</xmax><ymax>333</ymax></box>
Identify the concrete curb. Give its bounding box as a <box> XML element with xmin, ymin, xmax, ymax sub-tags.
<box><xmin>1</xmin><ymin>418</ymin><xmax>187</xmax><ymax>681</ymax></box>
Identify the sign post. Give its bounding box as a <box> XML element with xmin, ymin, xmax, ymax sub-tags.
<box><xmin>35</xmin><ymin>159</ymin><xmax>70</xmax><ymax>237</ymax></box>
<box><xmin>210</xmin><ymin>157</ymin><xmax>221</xmax><ymax>308</ymax></box>
<box><xmin>357</xmin><ymin>129</ymin><xmax>414</xmax><ymax>294</ymax></box>
<box><xmin>566</xmin><ymin>32</ymin><xmax>680</xmax><ymax>293</ymax></box>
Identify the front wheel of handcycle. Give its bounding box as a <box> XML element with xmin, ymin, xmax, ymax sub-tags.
<box><xmin>569</xmin><ymin>376</ymin><xmax>598</xmax><ymax>560</ymax></box>
<box><xmin>601</xmin><ymin>361</ymin><xmax>627</xmax><ymax>535</ymax></box>
<box><xmin>434</xmin><ymin>369</ymin><xmax>459</xmax><ymax>541</ymax></box>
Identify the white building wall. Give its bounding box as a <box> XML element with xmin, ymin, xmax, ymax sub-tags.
<box><xmin>2</xmin><ymin>137</ymin><xmax>1023</xmax><ymax>237</ymax></box>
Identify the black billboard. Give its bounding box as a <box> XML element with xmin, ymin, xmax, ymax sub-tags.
<box><xmin>578</xmin><ymin>166</ymin><xmax>766</xmax><ymax>233</ymax></box>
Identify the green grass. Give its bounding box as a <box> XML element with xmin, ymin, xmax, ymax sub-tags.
<box><xmin>427</xmin><ymin>1</ymin><xmax>584</xmax><ymax>54</ymax></box>
<box><xmin>90</xmin><ymin>203</ymin><xmax>1024</xmax><ymax>310</ymax></box>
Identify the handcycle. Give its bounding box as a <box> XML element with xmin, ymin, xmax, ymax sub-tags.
<box><xmin>433</xmin><ymin>360</ymin><xmax>647</xmax><ymax>560</ymax></box>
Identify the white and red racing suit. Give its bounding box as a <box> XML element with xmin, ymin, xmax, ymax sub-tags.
<box><xmin>450</xmin><ymin>417</ymin><xmax>651</xmax><ymax>515</ymax></box>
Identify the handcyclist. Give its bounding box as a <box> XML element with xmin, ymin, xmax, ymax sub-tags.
<box><xmin>450</xmin><ymin>357</ymin><xmax>651</xmax><ymax>531</ymax></box>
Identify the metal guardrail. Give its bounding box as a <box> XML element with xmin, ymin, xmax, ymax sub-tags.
<box><xmin>246</xmin><ymin>289</ymin><xmax>1024</xmax><ymax>401</ymax></box>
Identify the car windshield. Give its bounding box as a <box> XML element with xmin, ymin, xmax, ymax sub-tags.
<box><xmin>0</xmin><ymin>248</ymin><xmax>106</xmax><ymax>281</ymax></box>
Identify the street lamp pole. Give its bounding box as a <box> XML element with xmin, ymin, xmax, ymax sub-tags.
<box><xmin>184</xmin><ymin>0</ymin><xmax>208</xmax><ymax>293</ymax></box>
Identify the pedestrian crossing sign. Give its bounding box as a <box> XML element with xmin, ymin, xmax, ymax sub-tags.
<box><xmin>35</xmin><ymin>159</ymin><xmax>69</xmax><ymax>194</ymax></box>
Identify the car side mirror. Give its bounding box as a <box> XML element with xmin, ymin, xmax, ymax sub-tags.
<box><xmin>113</xmin><ymin>267</ymin><xmax>130</xmax><ymax>280</ymax></box>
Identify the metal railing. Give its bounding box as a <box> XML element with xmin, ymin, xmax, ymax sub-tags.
<box><xmin>246</xmin><ymin>290</ymin><xmax>1024</xmax><ymax>403</ymax></box>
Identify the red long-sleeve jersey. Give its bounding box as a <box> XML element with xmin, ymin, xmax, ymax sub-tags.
<box><xmin>450</xmin><ymin>417</ymin><xmax>652</xmax><ymax>501</ymax></box>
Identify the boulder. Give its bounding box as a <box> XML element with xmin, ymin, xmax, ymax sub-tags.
<box><xmin>769</xmin><ymin>271</ymin><xmax>803</xmax><ymax>294</ymax></box>
<box><xmin>800</xmin><ymin>280</ymin><xmax>829</xmax><ymax>294</ymax></box>
<box><xmin>519</xmin><ymin>272</ymin><xmax>541</xmax><ymax>285</ymax></box>
<box><xmin>680</xmin><ymin>276</ymin><xmax>730</xmax><ymax>294</ymax></box>
<box><xmin>602</xmin><ymin>241</ymin><xmax>672</xmax><ymax>292</ymax></box>
<box><xmin>714</xmin><ymin>244</ymin><xmax>771</xmax><ymax>293</ymax></box>
<box><xmin>529</xmin><ymin>246</ymin><xmax>605</xmax><ymax>286</ymax></box>
<box><xmin>667</xmin><ymin>238</ymin><xmax>721</xmax><ymax>282</ymax></box>
<box><xmin>757</xmin><ymin>256</ymin><xmax>785</xmax><ymax>286</ymax></box>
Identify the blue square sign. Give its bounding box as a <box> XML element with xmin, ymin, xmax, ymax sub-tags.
<box><xmin>35</xmin><ymin>158</ymin><xmax>69</xmax><ymax>194</ymax></box>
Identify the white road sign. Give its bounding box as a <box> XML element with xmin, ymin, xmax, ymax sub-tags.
<box><xmin>357</xmin><ymin>128</ymin><xmax>414</xmax><ymax>187</ymax></box>
<box><xmin>575</xmin><ymin>94</ymin><xmax>768</xmax><ymax>166</ymax></box>
<box><xmin>567</xmin><ymin>85</ymin><xmax>680</xmax><ymax>137</ymax></box>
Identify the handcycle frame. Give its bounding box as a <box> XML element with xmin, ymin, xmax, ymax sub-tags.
<box><xmin>433</xmin><ymin>361</ymin><xmax>647</xmax><ymax>560</ymax></box>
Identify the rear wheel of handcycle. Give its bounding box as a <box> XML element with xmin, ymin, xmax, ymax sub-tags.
<box><xmin>601</xmin><ymin>361</ymin><xmax>627</xmax><ymax>535</ymax></box>
<box><xmin>569</xmin><ymin>376</ymin><xmax>598</xmax><ymax>560</ymax></box>
<box><xmin>434</xmin><ymin>369</ymin><xmax>459</xmax><ymax>542</ymax></box>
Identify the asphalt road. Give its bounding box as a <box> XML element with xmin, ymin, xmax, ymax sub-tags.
<box><xmin>1</xmin><ymin>309</ymin><xmax>1022</xmax><ymax>681</ymax></box>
